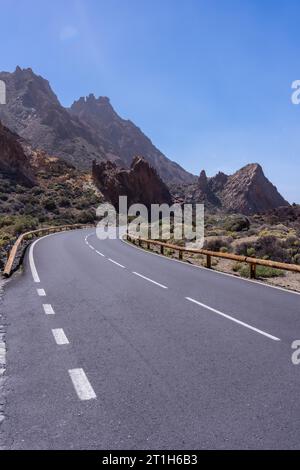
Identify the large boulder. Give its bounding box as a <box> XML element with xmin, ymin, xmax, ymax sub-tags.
<box><xmin>92</xmin><ymin>156</ymin><xmax>172</xmax><ymax>210</ymax></box>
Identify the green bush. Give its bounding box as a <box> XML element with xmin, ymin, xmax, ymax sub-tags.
<box><xmin>232</xmin><ymin>262</ymin><xmax>285</xmax><ymax>278</ymax></box>
<box><xmin>293</xmin><ymin>254</ymin><xmax>300</xmax><ymax>265</ymax></box>
<box><xmin>43</xmin><ymin>199</ymin><xmax>57</xmax><ymax>211</ymax></box>
<box><xmin>223</xmin><ymin>215</ymin><xmax>250</xmax><ymax>232</ymax></box>
<box><xmin>246</xmin><ymin>247</ymin><xmax>256</xmax><ymax>257</ymax></box>
<box><xmin>13</xmin><ymin>216</ymin><xmax>39</xmax><ymax>235</ymax></box>
<box><xmin>204</xmin><ymin>237</ymin><xmax>232</xmax><ymax>252</ymax></box>
<box><xmin>77</xmin><ymin>210</ymin><xmax>95</xmax><ymax>224</ymax></box>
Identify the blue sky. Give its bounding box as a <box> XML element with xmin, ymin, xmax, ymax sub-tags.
<box><xmin>0</xmin><ymin>0</ymin><xmax>300</xmax><ymax>201</ymax></box>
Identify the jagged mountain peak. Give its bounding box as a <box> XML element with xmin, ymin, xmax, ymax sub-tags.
<box><xmin>70</xmin><ymin>94</ymin><xmax>116</xmax><ymax>122</ymax></box>
<box><xmin>170</xmin><ymin>163</ymin><xmax>289</xmax><ymax>215</ymax></box>
<box><xmin>0</xmin><ymin>67</ymin><xmax>194</xmax><ymax>183</ymax></box>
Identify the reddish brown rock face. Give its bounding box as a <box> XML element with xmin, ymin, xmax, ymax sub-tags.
<box><xmin>0</xmin><ymin>121</ymin><xmax>36</xmax><ymax>186</ymax></box>
<box><xmin>92</xmin><ymin>156</ymin><xmax>173</xmax><ymax>210</ymax></box>
<box><xmin>219</xmin><ymin>164</ymin><xmax>289</xmax><ymax>214</ymax></box>
<box><xmin>170</xmin><ymin>164</ymin><xmax>289</xmax><ymax>215</ymax></box>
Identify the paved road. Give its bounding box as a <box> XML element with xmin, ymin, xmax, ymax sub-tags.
<box><xmin>1</xmin><ymin>228</ymin><xmax>300</xmax><ymax>449</ymax></box>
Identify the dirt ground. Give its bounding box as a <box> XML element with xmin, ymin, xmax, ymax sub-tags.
<box><xmin>147</xmin><ymin>243</ymin><xmax>300</xmax><ymax>294</ymax></box>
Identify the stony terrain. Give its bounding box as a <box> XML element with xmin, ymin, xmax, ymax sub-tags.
<box><xmin>0</xmin><ymin>67</ymin><xmax>194</xmax><ymax>183</ymax></box>
<box><xmin>0</xmin><ymin>121</ymin><xmax>35</xmax><ymax>186</ymax></box>
<box><xmin>0</xmin><ymin>135</ymin><xmax>103</xmax><ymax>271</ymax></box>
<box><xmin>0</xmin><ymin>278</ymin><xmax>6</xmax><ymax>449</ymax></box>
<box><xmin>0</xmin><ymin>66</ymin><xmax>297</xmax><ymax>291</ymax></box>
<box><xmin>155</xmin><ymin>207</ymin><xmax>300</xmax><ymax>291</ymax></box>
<box><xmin>92</xmin><ymin>156</ymin><xmax>172</xmax><ymax>211</ymax></box>
<box><xmin>170</xmin><ymin>164</ymin><xmax>289</xmax><ymax>215</ymax></box>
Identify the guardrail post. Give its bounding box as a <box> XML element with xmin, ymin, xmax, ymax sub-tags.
<box><xmin>160</xmin><ymin>245</ymin><xmax>164</xmax><ymax>255</ymax></box>
<box><xmin>250</xmin><ymin>263</ymin><xmax>256</xmax><ymax>279</ymax></box>
<box><xmin>178</xmin><ymin>250</ymin><xmax>183</xmax><ymax>260</ymax></box>
<box><xmin>138</xmin><ymin>237</ymin><xmax>141</xmax><ymax>246</ymax></box>
<box><xmin>206</xmin><ymin>254</ymin><xmax>212</xmax><ymax>269</ymax></box>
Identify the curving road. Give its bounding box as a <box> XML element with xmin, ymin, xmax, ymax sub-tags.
<box><xmin>1</xmin><ymin>228</ymin><xmax>300</xmax><ymax>449</ymax></box>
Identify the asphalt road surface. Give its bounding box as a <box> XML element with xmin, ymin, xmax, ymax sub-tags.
<box><xmin>1</xmin><ymin>228</ymin><xmax>300</xmax><ymax>450</ymax></box>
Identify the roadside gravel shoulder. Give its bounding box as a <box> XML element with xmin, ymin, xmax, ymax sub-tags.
<box><xmin>0</xmin><ymin>278</ymin><xmax>7</xmax><ymax>449</ymax></box>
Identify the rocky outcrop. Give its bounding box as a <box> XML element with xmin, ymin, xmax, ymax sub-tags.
<box><xmin>0</xmin><ymin>67</ymin><xmax>105</xmax><ymax>169</ymax></box>
<box><xmin>208</xmin><ymin>171</ymin><xmax>228</xmax><ymax>193</ymax></box>
<box><xmin>92</xmin><ymin>156</ymin><xmax>172</xmax><ymax>210</ymax></box>
<box><xmin>0</xmin><ymin>121</ymin><xmax>36</xmax><ymax>186</ymax></box>
<box><xmin>194</xmin><ymin>170</ymin><xmax>220</xmax><ymax>207</ymax></box>
<box><xmin>170</xmin><ymin>163</ymin><xmax>289</xmax><ymax>215</ymax></box>
<box><xmin>220</xmin><ymin>164</ymin><xmax>289</xmax><ymax>214</ymax></box>
<box><xmin>0</xmin><ymin>67</ymin><xmax>195</xmax><ymax>183</ymax></box>
<box><xmin>70</xmin><ymin>94</ymin><xmax>195</xmax><ymax>183</ymax></box>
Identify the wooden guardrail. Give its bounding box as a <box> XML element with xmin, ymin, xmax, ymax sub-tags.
<box><xmin>126</xmin><ymin>233</ymin><xmax>300</xmax><ymax>279</ymax></box>
<box><xmin>2</xmin><ymin>223</ymin><xmax>93</xmax><ymax>278</ymax></box>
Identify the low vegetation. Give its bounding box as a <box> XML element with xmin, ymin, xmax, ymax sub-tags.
<box><xmin>0</xmin><ymin>170</ymin><xmax>103</xmax><ymax>270</ymax></box>
<box><xmin>232</xmin><ymin>263</ymin><xmax>285</xmax><ymax>279</ymax></box>
<box><xmin>154</xmin><ymin>207</ymin><xmax>300</xmax><ymax>288</ymax></box>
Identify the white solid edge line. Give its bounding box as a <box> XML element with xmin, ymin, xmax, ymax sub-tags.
<box><xmin>132</xmin><ymin>271</ymin><xmax>168</xmax><ymax>289</ymax></box>
<box><xmin>121</xmin><ymin>237</ymin><xmax>300</xmax><ymax>297</ymax></box>
<box><xmin>185</xmin><ymin>297</ymin><xmax>281</xmax><ymax>342</ymax></box>
<box><xmin>68</xmin><ymin>368</ymin><xmax>97</xmax><ymax>401</ymax></box>
<box><xmin>29</xmin><ymin>239</ymin><xmax>41</xmax><ymax>283</ymax></box>
<box><xmin>29</xmin><ymin>228</ymin><xmax>92</xmax><ymax>284</ymax></box>
<box><xmin>52</xmin><ymin>328</ymin><xmax>69</xmax><ymax>345</ymax></box>
<box><xmin>37</xmin><ymin>288</ymin><xmax>46</xmax><ymax>296</ymax></box>
<box><xmin>108</xmin><ymin>258</ymin><xmax>125</xmax><ymax>268</ymax></box>
<box><xmin>43</xmin><ymin>304</ymin><xmax>55</xmax><ymax>315</ymax></box>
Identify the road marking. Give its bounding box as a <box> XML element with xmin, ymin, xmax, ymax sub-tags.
<box><xmin>122</xmin><ymin>236</ymin><xmax>300</xmax><ymax>297</ymax></box>
<box><xmin>37</xmin><ymin>288</ymin><xmax>46</xmax><ymax>296</ymax></box>
<box><xmin>95</xmin><ymin>250</ymin><xmax>105</xmax><ymax>257</ymax></box>
<box><xmin>68</xmin><ymin>368</ymin><xmax>97</xmax><ymax>401</ymax></box>
<box><xmin>29</xmin><ymin>239</ymin><xmax>41</xmax><ymax>283</ymax></box>
<box><xmin>185</xmin><ymin>297</ymin><xmax>281</xmax><ymax>342</ymax></box>
<box><xmin>52</xmin><ymin>328</ymin><xmax>69</xmax><ymax>345</ymax></box>
<box><xmin>108</xmin><ymin>258</ymin><xmax>125</xmax><ymax>268</ymax></box>
<box><xmin>132</xmin><ymin>272</ymin><xmax>168</xmax><ymax>289</ymax></box>
<box><xmin>43</xmin><ymin>304</ymin><xmax>55</xmax><ymax>315</ymax></box>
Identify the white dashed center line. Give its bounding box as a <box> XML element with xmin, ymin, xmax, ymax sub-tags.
<box><xmin>185</xmin><ymin>297</ymin><xmax>281</xmax><ymax>342</ymax></box>
<box><xmin>37</xmin><ymin>288</ymin><xmax>46</xmax><ymax>296</ymax></box>
<box><xmin>68</xmin><ymin>368</ymin><xmax>97</xmax><ymax>401</ymax></box>
<box><xmin>43</xmin><ymin>304</ymin><xmax>55</xmax><ymax>315</ymax></box>
<box><xmin>108</xmin><ymin>258</ymin><xmax>125</xmax><ymax>268</ymax></box>
<box><xmin>132</xmin><ymin>272</ymin><xmax>168</xmax><ymax>289</ymax></box>
<box><xmin>95</xmin><ymin>250</ymin><xmax>105</xmax><ymax>257</ymax></box>
<box><xmin>52</xmin><ymin>328</ymin><xmax>69</xmax><ymax>345</ymax></box>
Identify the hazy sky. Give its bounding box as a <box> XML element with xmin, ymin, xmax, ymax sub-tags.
<box><xmin>1</xmin><ymin>0</ymin><xmax>300</xmax><ymax>201</ymax></box>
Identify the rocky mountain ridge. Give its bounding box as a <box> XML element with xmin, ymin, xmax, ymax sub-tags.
<box><xmin>0</xmin><ymin>67</ymin><xmax>195</xmax><ymax>183</ymax></box>
<box><xmin>0</xmin><ymin>67</ymin><xmax>291</xmax><ymax>215</ymax></box>
<box><xmin>171</xmin><ymin>164</ymin><xmax>289</xmax><ymax>215</ymax></box>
